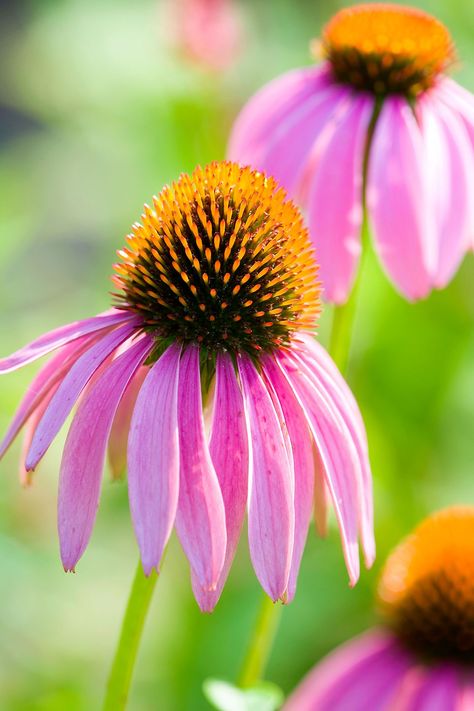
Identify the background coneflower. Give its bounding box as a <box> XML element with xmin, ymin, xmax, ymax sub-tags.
<box><xmin>284</xmin><ymin>507</ymin><xmax>474</xmax><ymax>710</ymax></box>
<box><xmin>229</xmin><ymin>3</ymin><xmax>474</xmax><ymax>303</ymax></box>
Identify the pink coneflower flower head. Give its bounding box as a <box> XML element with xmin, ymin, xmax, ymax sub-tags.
<box><xmin>165</xmin><ymin>0</ymin><xmax>243</xmax><ymax>72</ymax></box>
<box><xmin>284</xmin><ymin>507</ymin><xmax>474</xmax><ymax>710</ymax></box>
<box><xmin>229</xmin><ymin>4</ymin><xmax>474</xmax><ymax>303</ymax></box>
<box><xmin>0</xmin><ymin>162</ymin><xmax>373</xmax><ymax>610</ymax></box>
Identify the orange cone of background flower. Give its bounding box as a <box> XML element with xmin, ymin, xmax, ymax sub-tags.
<box><xmin>229</xmin><ymin>4</ymin><xmax>474</xmax><ymax>303</ymax></box>
<box><xmin>285</xmin><ymin>507</ymin><xmax>474</xmax><ymax>710</ymax></box>
<box><xmin>0</xmin><ymin>162</ymin><xmax>374</xmax><ymax>610</ymax></box>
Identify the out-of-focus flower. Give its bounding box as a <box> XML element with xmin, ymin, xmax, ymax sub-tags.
<box><xmin>165</xmin><ymin>0</ymin><xmax>243</xmax><ymax>72</ymax></box>
<box><xmin>284</xmin><ymin>507</ymin><xmax>474</xmax><ymax>710</ymax></box>
<box><xmin>229</xmin><ymin>4</ymin><xmax>474</xmax><ymax>303</ymax></box>
<box><xmin>0</xmin><ymin>162</ymin><xmax>373</xmax><ymax>610</ymax></box>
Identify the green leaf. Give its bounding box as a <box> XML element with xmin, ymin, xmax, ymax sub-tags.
<box><xmin>203</xmin><ymin>678</ymin><xmax>284</xmax><ymax>711</ymax></box>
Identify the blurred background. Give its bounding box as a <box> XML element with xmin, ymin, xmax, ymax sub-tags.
<box><xmin>1</xmin><ymin>0</ymin><xmax>474</xmax><ymax>708</ymax></box>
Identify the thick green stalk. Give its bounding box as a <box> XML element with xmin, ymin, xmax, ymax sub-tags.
<box><xmin>103</xmin><ymin>561</ymin><xmax>158</xmax><ymax>711</ymax></box>
<box><xmin>238</xmin><ymin>594</ymin><xmax>282</xmax><ymax>688</ymax></box>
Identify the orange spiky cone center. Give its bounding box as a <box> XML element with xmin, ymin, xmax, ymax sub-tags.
<box><xmin>379</xmin><ymin>507</ymin><xmax>474</xmax><ymax>662</ymax></box>
<box><xmin>320</xmin><ymin>3</ymin><xmax>455</xmax><ymax>97</ymax></box>
<box><xmin>113</xmin><ymin>161</ymin><xmax>320</xmax><ymax>357</ymax></box>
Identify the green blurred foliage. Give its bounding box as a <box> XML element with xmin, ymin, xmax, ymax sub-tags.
<box><xmin>0</xmin><ymin>0</ymin><xmax>473</xmax><ymax>709</ymax></box>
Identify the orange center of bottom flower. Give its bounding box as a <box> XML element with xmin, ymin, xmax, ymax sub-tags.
<box><xmin>321</xmin><ymin>3</ymin><xmax>455</xmax><ymax>97</ymax></box>
<box><xmin>379</xmin><ymin>507</ymin><xmax>474</xmax><ymax>662</ymax></box>
<box><xmin>112</xmin><ymin>162</ymin><xmax>320</xmax><ymax>357</ymax></box>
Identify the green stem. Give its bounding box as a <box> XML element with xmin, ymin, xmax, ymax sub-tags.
<box><xmin>103</xmin><ymin>561</ymin><xmax>158</xmax><ymax>711</ymax></box>
<box><xmin>328</xmin><ymin>286</ymin><xmax>360</xmax><ymax>374</ymax></box>
<box><xmin>238</xmin><ymin>593</ymin><xmax>282</xmax><ymax>688</ymax></box>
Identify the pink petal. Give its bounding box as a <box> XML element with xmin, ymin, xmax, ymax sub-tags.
<box><xmin>238</xmin><ymin>353</ymin><xmax>294</xmax><ymax>601</ymax></box>
<box><xmin>417</xmin><ymin>94</ymin><xmax>474</xmax><ymax>286</ymax></box>
<box><xmin>313</xmin><ymin>449</ymin><xmax>329</xmax><ymax>537</ymax></box>
<box><xmin>278</xmin><ymin>351</ymin><xmax>360</xmax><ymax>585</ymax></box>
<box><xmin>192</xmin><ymin>352</ymin><xmax>249</xmax><ymax>612</ymax></box>
<box><xmin>59</xmin><ymin>337</ymin><xmax>151</xmax><ymax>571</ymax></box>
<box><xmin>18</xmin><ymin>385</ymin><xmax>58</xmax><ymax>486</ymax></box>
<box><xmin>297</xmin><ymin>333</ymin><xmax>374</xmax><ymax>567</ymax></box>
<box><xmin>401</xmin><ymin>665</ymin><xmax>459</xmax><ymax>711</ymax></box>
<box><xmin>108</xmin><ymin>366</ymin><xmax>148</xmax><ymax>479</ymax></box>
<box><xmin>260</xmin><ymin>84</ymin><xmax>350</xmax><ymax>198</ymax></box>
<box><xmin>308</xmin><ymin>94</ymin><xmax>374</xmax><ymax>304</ymax></box>
<box><xmin>175</xmin><ymin>345</ymin><xmax>227</xmax><ymax>590</ymax></box>
<box><xmin>0</xmin><ymin>309</ymin><xmax>133</xmax><ymax>374</ymax></box>
<box><xmin>262</xmin><ymin>355</ymin><xmax>314</xmax><ymax>602</ymax></box>
<box><xmin>26</xmin><ymin>322</ymin><xmax>137</xmax><ymax>470</ymax></box>
<box><xmin>228</xmin><ymin>64</ymin><xmax>331</xmax><ymax>166</ymax></box>
<box><xmin>284</xmin><ymin>630</ymin><xmax>411</xmax><ymax>711</ymax></box>
<box><xmin>0</xmin><ymin>335</ymin><xmax>96</xmax><ymax>459</ymax></box>
<box><xmin>367</xmin><ymin>96</ymin><xmax>436</xmax><ymax>300</ymax></box>
<box><xmin>128</xmin><ymin>344</ymin><xmax>181</xmax><ymax>576</ymax></box>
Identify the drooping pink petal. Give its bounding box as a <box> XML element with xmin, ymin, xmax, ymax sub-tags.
<box><xmin>192</xmin><ymin>352</ymin><xmax>249</xmax><ymax>612</ymax></box>
<box><xmin>175</xmin><ymin>345</ymin><xmax>227</xmax><ymax>591</ymax></box>
<box><xmin>0</xmin><ymin>335</ymin><xmax>96</xmax><ymax>459</ymax></box>
<box><xmin>262</xmin><ymin>355</ymin><xmax>314</xmax><ymax>602</ymax></box>
<box><xmin>59</xmin><ymin>336</ymin><xmax>152</xmax><ymax>571</ymax></box>
<box><xmin>26</xmin><ymin>322</ymin><xmax>137</xmax><ymax>471</ymax></box>
<box><xmin>296</xmin><ymin>333</ymin><xmax>374</xmax><ymax>568</ymax></box>
<box><xmin>128</xmin><ymin>344</ymin><xmax>181</xmax><ymax>576</ymax></box>
<box><xmin>283</xmin><ymin>631</ymin><xmax>411</xmax><ymax>711</ymax></box>
<box><xmin>313</xmin><ymin>449</ymin><xmax>329</xmax><ymax>537</ymax></box>
<box><xmin>0</xmin><ymin>309</ymin><xmax>133</xmax><ymax>374</ymax></box>
<box><xmin>308</xmin><ymin>94</ymin><xmax>374</xmax><ymax>304</ymax></box>
<box><xmin>367</xmin><ymin>96</ymin><xmax>436</xmax><ymax>300</ymax></box>
<box><xmin>18</xmin><ymin>385</ymin><xmax>59</xmax><ymax>486</ymax></box>
<box><xmin>238</xmin><ymin>353</ymin><xmax>294</xmax><ymax>601</ymax></box>
<box><xmin>228</xmin><ymin>64</ymin><xmax>331</xmax><ymax>166</ymax></box>
<box><xmin>259</xmin><ymin>84</ymin><xmax>350</xmax><ymax>199</ymax></box>
<box><xmin>108</xmin><ymin>366</ymin><xmax>148</xmax><ymax>480</ymax></box>
<box><xmin>417</xmin><ymin>93</ymin><xmax>474</xmax><ymax>286</ymax></box>
<box><xmin>277</xmin><ymin>351</ymin><xmax>360</xmax><ymax>585</ymax></box>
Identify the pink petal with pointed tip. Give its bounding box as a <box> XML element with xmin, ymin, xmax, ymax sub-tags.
<box><xmin>59</xmin><ymin>337</ymin><xmax>151</xmax><ymax>571</ymax></box>
<box><xmin>26</xmin><ymin>322</ymin><xmax>137</xmax><ymax>470</ymax></box>
<box><xmin>175</xmin><ymin>346</ymin><xmax>227</xmax><ymax>590</ymax></box>
<box><xmin>263</xmin><ymin>356</ymin><xmax>314</xmax><ymax>602</ymax></box>
<box><xmin>0</xmin><ymin>335</ymin><xmax>96</xmax><ymax>460</ymax></box>
<box><xmin>128</xmin><ymin>344</ymin><xmax>181</xmax><ymax>576</ymax></box>
<box><xmin>297</xmin><ymin>334</ymin><xmax>374</xmax><ymax>568</ymax></box>
<box><xmin>19</xmin><ymin>385</ymin><xmax>59</xmax><ymax>486</ymax></box>
<box><xmin>192</xmin><ymin>352</ymin><xmax>249</xmax><ymax>612</ymax></box>
<box><xmin>367</xmin><ymin>97</ymin><xmax>436</xmax><ymax>300</ymax></box>
<box><xmin>108</xmin><ymin>366</ymin><xmax>148</xmax><ymax>480</ymax></box>
<box><xmin>278</xmin><ymin>352</ymin><xmax>360</xmax><ymax>585</ymax></box>
<box><xmin>308</xmin><ymin>94</ymin><xmax>374</xmax><ymax>304</ymax></box>
<box><xmin>0</xmin><ymin>309</ymin><xmax>133</xmax><ymax>374</ymax></box>
<box><xmin>284</xmin><ymin>630</ymin><xmax>411</xmax><ymax>711</ymax></box>
<box><xmin>238</xmin><ymin>354</ymin><xmax>294</xmax><ymax>601</ymax></box>
<box><xmin>228</xmin><ymin>64</ymin><xmax>331</xmax><ymax>166</ymax></box>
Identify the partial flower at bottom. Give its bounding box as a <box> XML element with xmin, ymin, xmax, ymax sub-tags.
<box><xmin>0</xmin><ymin>162</ymin><xmax>374</xmax><ymax>610</ymax></box>
<box><xmin>284</xmin><ymin>507</ymin><xmax>474</xmax><ymax>710</ymax></box>
<box><xmin>229</xmin><ymin>4</ymin><xmax>474</xmax><ymax>303</ymax></box>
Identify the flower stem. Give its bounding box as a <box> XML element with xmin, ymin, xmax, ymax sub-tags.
<box><xmin>238</xmin><ymin>594</ymin><xmax>282</xmax><ymax>688</ymax></box>
<box><xmin>328</xmin><ymin>288</ymin><xmax>360</xmax><ymax>374</ymax></box>
<box><xmin>103</xmin><ymin>561</ymin><xmax>158</xmax><ymax>711</ymax></box>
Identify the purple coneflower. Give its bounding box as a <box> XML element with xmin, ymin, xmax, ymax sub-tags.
<box><xmin>284</xmin><ymin>507</ymin><xmax>474</xmax><ymax>710</ymax></box>
<box><xmin>0</xmin><ymin>162</ymin><xmax>373</xmax><ymax>610</ymax></box>
<box><xmin>229</xmin><ymin>4</ymin><xmax>474</xmax><ymax>303</ymax></box>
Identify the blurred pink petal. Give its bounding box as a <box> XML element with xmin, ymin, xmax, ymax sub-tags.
<box><xmin>238</xmin><ymin>353</ymin><xmax>294</xmax><ymax>601</ymax></box>
<box><xmin>176</xmin><ymin>346</ymin><xmax>227</xmax><ymax>591</ymax></box>
<box><xmin>128</xmin><ymin>344</ymin><xmax>181</xmax><ymax>576</ymax></box>
<box><xmin>367</xmin><ymin>97</ymin><xmax>436</xmax><ymax>300</ymax></box>
<box><xmin>59</xmin><ymin>337</ymin><xmax>152</xmax><ymax>571</ymax></box>
<box><xmin>108</xmin><ymin>365</ymin><xmax>148</xmax><ymax>479</ymax></box>
<box><xmin>192</xmin><ymin>352</ymin><xmax>248</xmax><ymax>612</ymax></box>
<box><xmin>308</xmin><ymin>95</ymin><xmax>374</xmax><ymax>304</ymax></box>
